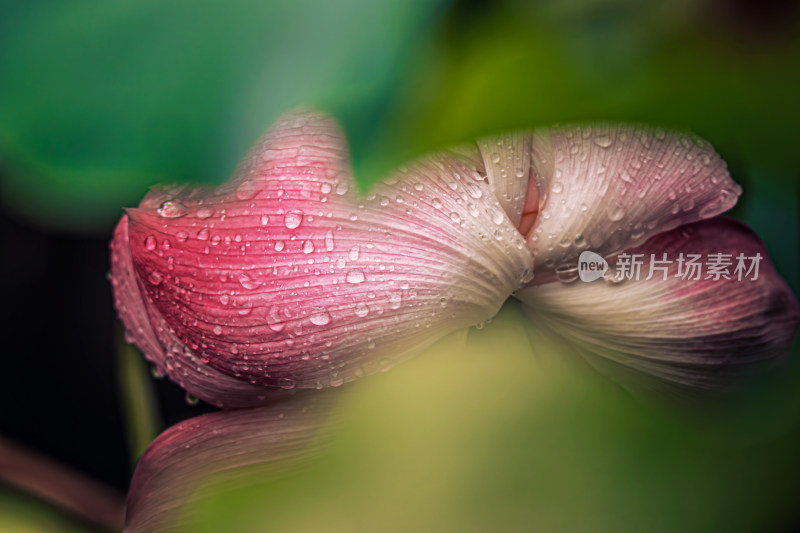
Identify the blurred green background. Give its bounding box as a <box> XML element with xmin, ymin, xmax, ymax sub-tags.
<box><xmin>185</xmin><ymin>303</ymin><xmax>800</xmax><ymax>533</ymax></box>
<box><xmin>1</xmin><ymin>0</ymin><xmax>799</xmax><ymax>531</ymax></box>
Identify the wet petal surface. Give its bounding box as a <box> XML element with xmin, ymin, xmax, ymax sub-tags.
<box><xmin>516</xmin><ymin>217</ymin><xmax>800</xmax><ymax>393</ymax></box>
<box><xmin>518</xmin><ymin>124</ymin><xmax>741</xmax><ymax>282</ymax></box>
<box><xmin>112</xmin><ymin>111</ymin><xmax>533</xmax><ymax>406</ymax></box>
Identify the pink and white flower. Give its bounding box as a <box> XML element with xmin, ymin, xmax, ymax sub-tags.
<box><xmin>113</xmin><ymin>110</ymin><xmax>799</xmax><ymax>532</ymax></box>
<box><xmin>111</xmin><ymin>111</ymin><xmax>798</xmax><ymax>406</ymax></box>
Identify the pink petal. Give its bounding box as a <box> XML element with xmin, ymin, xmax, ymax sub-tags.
<box><xmin>124</xmin><ymin>392</ymin><xmax>338</xmax><ymax>533</ymax></box>
<box><xmin>111</xmin><ymin>216</ymin><xmax>290</xmax><ymax>407</ymax></box>
<box><xmin>516</xmin><ymin>217</ymin><xmax>800</xmax><ymax>393</ymax></box>
<box><xmin>112</xmin><ymin>110</ymin><xmax>533</xmax><ymax>406</ymax></box>
<box><xmin>502</xmin><ymin>124</ymin><xmax>742</xmax><ymax>282</ymax></box>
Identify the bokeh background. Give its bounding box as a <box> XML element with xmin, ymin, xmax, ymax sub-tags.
<box><xmin>1</xmin><ymin>0</ymin><xmax>799</xmax><ymax>531</ymax></box>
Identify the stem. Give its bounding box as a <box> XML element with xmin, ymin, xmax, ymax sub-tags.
<box><xmin>116</xmin><ymin>332</ymin><xmax>162</xmax><ymax>465</ymax></box>
<box><xmin>0</xmin><ymin>435</ymin><xmax>124</xmax><ymax>531</ymax></box>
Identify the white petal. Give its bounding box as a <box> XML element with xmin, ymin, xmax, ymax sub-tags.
<box><xmin>517</xmin><ymin>218</ymin><xmax>800</xmax><ymax>394</ymax></box>
<box><xmin>511</xmin><ymin>124</ymin><xmax>741</xmax><ymax>282</ymax></box>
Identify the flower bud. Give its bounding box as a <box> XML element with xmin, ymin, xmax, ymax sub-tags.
<box><xmin>110</xmin><ymin>111</ymin><xmax>533</xmax><ymax>407</ymax></box>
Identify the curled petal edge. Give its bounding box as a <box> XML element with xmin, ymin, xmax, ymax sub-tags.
<box><xmin>516</xmin><ymin>217</ymin><xmax>800</xmax><ymax>394</ymax></box>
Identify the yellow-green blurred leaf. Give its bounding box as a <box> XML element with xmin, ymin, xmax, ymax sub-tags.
<box><xmin>155</xmin><ymin>303</ymin><xmax>800</xmax><ymax>533</ymax></box>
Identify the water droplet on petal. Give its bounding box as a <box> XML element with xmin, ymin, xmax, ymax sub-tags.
<box><xmin>303</xmin><ymin>240</ymin><xmax>315</xmax><ymax>254</ymax></box>
<box><xmin>346</xmin><ymin>269</ymin><xmax>365</xmax><ymax>284</ymax></box>
<box><xmin>551</xmin><ymin>181</ymin><xmax>564</xmax><ymax>194</ymax></box>
<box><xmin>274</xmin><ymin>240</ymin><xmax>285</xmax><ymax>252</ymax></box>
<box><xmin>324</xmin><ymin>230</ymin><xmax>335</xmax><ymax>251</ymax></box>
<box><xmin>466</xmin><ymin>184</ymin><xmax>483</xmax><ymax>199</ymax></box>
<box><xmin>491</xmin><ymin>209</ymin><xmax>505</xmax><ymax>225</ymax></box>
<box><xmin>236</xmin><ymin>180</ymin><xmax>258</xmax><ymax>200</ymax></box>
<box><xmin>158</xmin><ymin>201</ymin><xmax>188</xmax><ymax>218</ymax></box>
<box><xmin>388</xmin><ymin>292</ymin><xmax>402</xmax><ymax>310</ymax></box>
<box><xmin>699</xmin><ymin>188</ymin><xmax>739</xmax><ymax>218</ymax></box>
<box><xmin>555</xmin><ymin>264</ymin><xmax>579</xmax><ymax>283</ymax></box>
<box><xmin>196</xmin><ymin>207</ymin><xmax>214</xmax><ymax>219</ymax></box>
<box><xmin>238</xmin><ymin>272</ymin><xmax>261</xmax><ymax>290</ymax></box>
<box><xmin>349</xmin><ymin>245</ymin><xmax>360</xmax><ymax>260</ymax></box>
<box><xmin>212</xmin><ymin>325</ymin><xmax>223</xmax><ymax>335</ymax></box>
<box><xmin>278</xmin><ymin>378</ymin><xmax>295</xmax><ymax>390</ymax></box>
<box><xmin>260</xmin><ymin>214</ymin><xmax>270</xmax><ymax>225</ymax></box>
<box><xmin>594</xmin><ymin>134</ymin><xmax>613</xmax><ymax>148</ymax></box>
<box><xmin>196</xmin><ymin>228</ymin><xmax>210</xmax><ymax>241</ymax></box>
<box><xmin>608</xmin><ymin>203</ymin><xmax>626</xmax><ymax>222</ymax></box>
<box><xmin>310</xmin><ymin>307</ymin><xmax>331</xmax><ymax>326</ymax></box>
<box><xmin>267</xmin><ymin>307</ymin><xmax>285</xmax><ymax>332</ymax></box>
<box><xmin>285</xmin><ymin>210</ymin><xmax>303</xmax><ymax>229</ymax></box>
<box><xmin>354</xmin><ymin>303</ymin><xmax>369</xmax><ymax>317</ymax></box>
<box><xmin>145</xmin><ymin>235</ymin><xmax>157</xmax><ymax>251</ymax></box>
<box><xmin>148</xmin><ymin>271</ymin><xmax>163</xmax><ymax>285</ymax></box>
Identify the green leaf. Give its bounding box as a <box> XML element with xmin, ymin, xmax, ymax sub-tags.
<box><xmin>0</xmin><ymin>0</ymin><xmax>447</xmax><ymax>231</ymax></box>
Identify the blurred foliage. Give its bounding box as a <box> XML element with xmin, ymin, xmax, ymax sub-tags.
<box><xmin>0</xmin><ymin>0</ymin><xmax>445</xmax><ymax>231</ymax></box>
<box><xmin>166</xmin><ymin>303</ymin><xmax>800</xmax><ymax>533</ymax></box>
<box><xmin>0</xmin><ymin>488</ymin><xmax>104</xmax><ymax>533</ymax></box>
<box><xmin>1</xmin><ymin>0</ymin><xmax>799</xmax><ymax>234</ymax></box>
<box><xmin>368</xmin><ymin>0</ymin><xmax>800</xmax><ymax>178</ymax></box>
